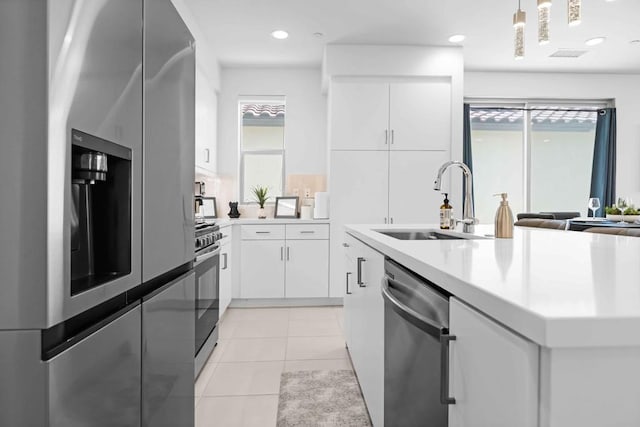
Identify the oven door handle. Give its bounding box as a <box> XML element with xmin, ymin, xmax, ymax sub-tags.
<box><xmin>195</xmin><ymin>246</ymin><xmax>221</xmax><ymax>264</ymax></box>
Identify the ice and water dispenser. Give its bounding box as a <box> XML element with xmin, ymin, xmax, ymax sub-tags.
<box><xmin>70</xmin><ymin>129</ymin><xmax>132</xmax><ymax>295</ymax></box>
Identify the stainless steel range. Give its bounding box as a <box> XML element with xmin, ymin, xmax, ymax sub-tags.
<box><xmin>194</xmin><ymin>222</ymin><xmax>223</xmax><ymax>376</ymax></box>
<box><xmin>195</xmin><ymin>222</ymin><xmax>223</xmax><ymax>257</ymax></box>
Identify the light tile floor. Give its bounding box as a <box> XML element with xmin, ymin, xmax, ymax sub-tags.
<box><xmin>195</xmin><ymin>306</ymin><xmax>351</xmax><ymax>427</ymax></box>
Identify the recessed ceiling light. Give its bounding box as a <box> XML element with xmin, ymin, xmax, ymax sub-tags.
<box><xmin>585</xmin><ymin>37</ymin><xmax>606</xmax><ymax>46</ymax></box>
<box><xmin>448</xmin><ymin>34</ymin><xmax>466</xmax><ymax>43</ymax></box>
<box><xmin>271</xmin><ymin>30</ymin><xmax>289</xmax><ymax>40</ymax></box>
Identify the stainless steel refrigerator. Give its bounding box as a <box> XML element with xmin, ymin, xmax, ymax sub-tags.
<box><xmin>0</xmin><ymin>0</ymin><xmax>196</xmax><ymax>425</ymax></box>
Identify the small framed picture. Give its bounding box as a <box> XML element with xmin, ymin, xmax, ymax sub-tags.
<box><xmin>201</xmin><ymin>197</ymin><xmax>217</xmax><ymax>219</ymax></box>
<box><xmin>274</xmin><ymin>196</ymin><xmax>299</xmax><ymax>219</ymax></box>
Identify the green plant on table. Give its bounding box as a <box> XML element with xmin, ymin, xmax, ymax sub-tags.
<box><xmin>252</xmin><ymin>186</ymin><xmax>269</xmax><ymax>208</ymax></box>
<box><xmin>605</xmin><ymin>206</ymin><xmax>640</xmax><ymax>215</ymax></box>
<box><xmin>623</xmin><ymin>207</ymin><xmax>640</xmax><ymax>215</ymax></box>
<box><xmin>605</xmin><ymin>206</ymin><xmax>622</xmax><ymax>215</ymax></box>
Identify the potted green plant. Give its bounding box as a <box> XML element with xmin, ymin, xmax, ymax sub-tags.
<box><xmin>252</xmin><ymin>186</ymin><xmax>269</xmax><ymax>219</ymax></box>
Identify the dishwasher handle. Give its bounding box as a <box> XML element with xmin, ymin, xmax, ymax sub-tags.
<box><xmin>382</xmin><ymin>275</ymin><xmax>445</xmax><ymax>338</ymax></box>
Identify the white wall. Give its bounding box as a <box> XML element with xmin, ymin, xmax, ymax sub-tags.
<box><xmin>217</xmin><ymin>67</ymin><xmax>327</xmax><ymax>202</ymax></box>
<box><xmin>465</xmin><ymin>72</ymin><xmax>640</xmax><ymax>197</ymax></box>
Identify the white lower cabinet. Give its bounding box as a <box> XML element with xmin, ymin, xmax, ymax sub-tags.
<box><xmin>343</xmin><ymin>233</ymin><xmax>384</xmax><ymax>427</ymax></box>
<box><xmin>285</xmin><ymin>239</ymin><xmax>329</xmax><ymax>297</ymax></box>
<box><xmin>240</xmin><ymin>240</ymin><xmax>285</xmax><ymax>298</ymax></box>
<box><xmin>218</xmin><ymin>228</ymin><xmax>233</xmax><ymax>317</ymax></box>
<box><xmin>449</xmin><ymin>298</ymin><xmax>539</xmax><ymax>427</ymax></box>
<box><xmin>240</xmin><ymin>224</ymin><xmax>329</xmax><ymax>299</ymax></box>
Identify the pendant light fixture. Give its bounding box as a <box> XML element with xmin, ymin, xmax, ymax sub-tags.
<box><xmin>537</xmin><ymin>0</ymin><xmax>552</xmax><ymax>45</ymax></box>
<box><xmin>568</xmin><ymin>0</ymin><xmax>581</xmax><ymax>26</ymax></box>
<box><xmin>513</xmin><ymin>1</ymin><xmax>526</xmax><ymax>60</ymax></box>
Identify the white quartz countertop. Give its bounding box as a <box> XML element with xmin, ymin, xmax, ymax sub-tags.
<box><xmin>347</xmin><ymin>223</ymin><xmax>640</xmax><ymax>348</ymax></box>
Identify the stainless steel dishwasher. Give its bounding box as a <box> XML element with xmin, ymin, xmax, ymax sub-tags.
<box><xmin>382</xmin><ymin>259</ymin><xmax>456</xmax><ymax>427</ymax></box>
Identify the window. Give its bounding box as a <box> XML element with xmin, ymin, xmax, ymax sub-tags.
<box><xmin>469</xmin><ymin>102</ymin><xmax>605</xmax><ymax>223</ymax></box>
<box><xmin>239</xmin><ymin>99</ymin><xmax>285</xmax><ymax>203</ymax></box>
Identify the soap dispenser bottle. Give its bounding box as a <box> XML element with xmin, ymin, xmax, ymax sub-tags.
<box><xmin>440</xmin><ymin>193</ymin><xmax>453</xmax><ymax>230</ymax></box>
<box><xmin>494</xmin><ymin>193</ymin><xmax>514</xmax><ymax>238</ymax></box>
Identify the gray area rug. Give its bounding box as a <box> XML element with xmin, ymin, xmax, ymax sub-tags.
<box><xmin>277</xmin><ymin>370</ymin><xmax>372</xmax><ymax>427</ymax></box>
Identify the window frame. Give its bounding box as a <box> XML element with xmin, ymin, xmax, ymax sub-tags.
<box><xmin>238</xmin><ymin>97</ymin><xmax>286</xmax><ymax>205</ymax></box>
<box><xmin>466</xmin><ymin>97</ymin><xmax>612</xmax><ymax>213</ymax></box>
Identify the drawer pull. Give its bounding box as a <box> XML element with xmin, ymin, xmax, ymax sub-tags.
<box><xmin>255</xmin><ymin>231</ymin><xmax>271</xmax><ymax>234</ymax></box>
<box><xmin>440</xmin><ymin>334</ymin><xmax>457</xmax><ymax>405</ymax></box>
<box><xmin>300</xmin><ymin>231</ymin><xmax>315</xmax><ymax>234</ymax></box>
<box><xmin>357</xmin><ymin>257</ymin><xmax>366</xmax><ymax>286</ymax></box>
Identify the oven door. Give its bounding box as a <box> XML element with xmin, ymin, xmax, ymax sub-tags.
<box><xmin>194</xmin><ymin>247</ymin><xmax>220</xmax><ymax>356</ymax></box>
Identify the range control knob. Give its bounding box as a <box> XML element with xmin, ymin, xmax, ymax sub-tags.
<box><xmin>195</xmin><ymin>239</ymin><xmax>201</xmax><ymax>248</ymax></box>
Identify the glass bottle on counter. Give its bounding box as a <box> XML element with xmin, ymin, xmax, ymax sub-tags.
<box><xmin>440</xmin><ymin>193</ymin><xmax>452</xmax><ymax>229</ymax></box>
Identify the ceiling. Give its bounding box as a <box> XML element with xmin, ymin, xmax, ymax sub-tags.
<box><xmin>183</xmin><ymin>0</ymin><xmax>640</xmax><ymax>73</ymax></box>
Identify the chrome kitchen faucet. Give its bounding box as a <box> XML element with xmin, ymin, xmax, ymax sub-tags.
<box><xmin>433</xmin><ymin>161</ymin><xmax>478</xmax><ymax>233</ymax></box>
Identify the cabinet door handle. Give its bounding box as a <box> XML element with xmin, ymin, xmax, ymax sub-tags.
<box><xmin>390</xmin><ymin>129</ymin><xmax>395</xmax><ymax>145</ymax></box>
<box><xmin>204</xmin><ymin>148</ymin><xmax>210</xmax><ymax>163</ymax></box>
<box><xmin>286</xmin><ymin>246</ymin><xmax>290</xmax><ymax>261</ymax></box>
<box><xmin>346</xmin><ymin>272</ymin><xmax>352</xmax><ymax>295</ymax></box>
<box><xmin>280</xmin><ymin>247</ymin><xmax>284</xmax><ymax>261</ymax></box>
<box><xmin>384</xmin><ymin>217</ymin><xmax>387</xmax><ymax>224</ymax></box>
<box><xmin>357</xmin><ymin>257</ymin><xmax>366</xmax><ymax>287</ymax></box>
<box><xmin>390</xmin><ymin>217</ymin><xmax>394</xmax><ymax>224</ymax></box>
<box><xmin>384</xmin><ymin>129</ymin><xmax>388</xmax><ymax>145</ymax></box>
<box><xmin>222</xmin><ymin>253</ymin><xmax>228</xmax><ymax>270</ymax></box>
<box><xmin>440</xmin><ymin>333</ymin><xmax>457</xmax><ymax>405</ymax></box>
<box><xmin>256</xmin><ymin>231</ymin><xmax>271</xmax><ymax>234</ymax></box>
<box><xmin>342</xmin><ymin>243</ymin><xmax>349</xmax><ymax>247</ymax></box>
<box><xmin>300</xmin><ymin>230</ymin><xmax>315</xmax><ymax>234</ymax></box>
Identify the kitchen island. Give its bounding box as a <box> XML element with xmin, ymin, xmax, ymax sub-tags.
<box><xmin>344</xmin><ymin>223</ymin><xmax>640</xmax><ymax>427</ymax></box>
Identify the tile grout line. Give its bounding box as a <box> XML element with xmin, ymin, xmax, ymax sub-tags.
<box><xmin>198</xmin><ymin>393</ymin><xmax>281</xmax><ymax>399</ymax></box>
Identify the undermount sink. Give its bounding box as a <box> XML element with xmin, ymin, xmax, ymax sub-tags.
<box><xmin>376</xmin><ymin>229</ymin><xmax>488</xmax><ymax>240</ymax></box>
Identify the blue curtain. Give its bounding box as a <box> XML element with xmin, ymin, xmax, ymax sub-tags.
<box><xmin>589</xmin><ymin>108</ymin><xmax>616</xmax><ymax>214</ymax></box>
<box><xmin>462</xmin><ymin>103</ymin><xmax>474</xmax><ymax>213</ymax></box>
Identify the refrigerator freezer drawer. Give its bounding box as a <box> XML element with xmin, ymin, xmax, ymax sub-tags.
<box><xmin>47</xmin><ymin>305</ymin><xmax>142</xmax><ymax>427</ymax></box>
<box><xmin>142</xmin><ymin>271</ymin><xmax>195</xmax><ymax>427</ymax></box>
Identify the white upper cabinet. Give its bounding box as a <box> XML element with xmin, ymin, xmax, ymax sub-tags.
<box><xmin>329</xmin><ymin>81</ymin><xmax>390</xmax><ymax>151</ymax></box>
<box><xmin>329</xmin><ymin>80</ymin><xmax>452</xmax><ymax>152</ymax></box>
<box><xmin>195</xmin><ymin>66</ymin><xmax>217</xmax><ymax>173</ymax></box>
<box><xmin>389</xmin><ymin>81</ymin><xmax>451</xmax><ymax>151</ymax></box>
